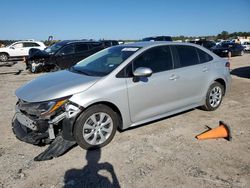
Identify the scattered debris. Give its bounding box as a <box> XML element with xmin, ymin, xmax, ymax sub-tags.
<box><xmin>14</xmin><ymin>168</ymin><xmax>26</xmax><ymax>180</ymax></box>
<box><xmin>34</xmin><ymin>135</ymin><xmax>76</xmax><ymax>161</ymax></box>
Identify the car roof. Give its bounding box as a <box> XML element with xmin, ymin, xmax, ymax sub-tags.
<box><xmin>119</xmin><ymin>41</ymin><xmax>191</xmax><ymax>48</ymax></box>
<box><xmin>14</xmin><ymin>40</ymin><xmax>41</xmax><ymax>43</ymax></box>
<box><xmin>101</xmin><ymin>40</ymin><xmax>118</xmax><ymax>42</ymax></box>
<box><xmin>60</xmin><ymin>40</ymin><xmax>101</xmax><ymax>45</ymax></box>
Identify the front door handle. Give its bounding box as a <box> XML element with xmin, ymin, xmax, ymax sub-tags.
<box><xmin>169</xmin><ymin>74</ymin><xmax>180</xmax><ymax>80</ymax></box>
<box><xmin>202</xmin><ymin>66</ymin><xmax>208</xmax><ymax>72</ymax></box>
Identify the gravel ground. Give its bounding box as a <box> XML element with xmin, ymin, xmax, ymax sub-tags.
<box><xmin>0</xmin><ymin>54</ymin><xmax>249</xmax><ymax>188</ymax></box>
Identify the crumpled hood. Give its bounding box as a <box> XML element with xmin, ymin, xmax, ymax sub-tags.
<box><xmin>16</xmin><ymin>70</ymin><xmax>101</xmax><ymax>102</ymax></box>
<box><xmin>28</xmin><ymin>49</ymin><xmax>51</xmax><ymax>60</ymax></box>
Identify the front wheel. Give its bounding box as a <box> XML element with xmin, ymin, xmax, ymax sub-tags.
<box><xmin>201</xmin><ymin>82</ymin><xmax>224</xmax><ymax>111</ymax></box>
<box><xmin>0</xmin><ymin>53</ymin><xmax>8</xmax><ymax>62</ymax></box>
<box><xmin>30</xmin><ymin>62</ymin><xmax>38</xmax><ymax>73</ymax></box>
<box><xmin>74</xmin><ymin>104</ymin><xmax>118</xmax><ymax>150</ymax></box>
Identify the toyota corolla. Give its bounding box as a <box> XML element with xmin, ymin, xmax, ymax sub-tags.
<box><xmin>13</xmin><ymin>42</ymin><xmax>231</xmax><ymax>154</ymax></box>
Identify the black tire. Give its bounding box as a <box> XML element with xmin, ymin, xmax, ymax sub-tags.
<box><xmin>0</xmin><ymin>53</ymin><xmax>9</xmax><ymax>62</ymax></box>
<box><xmin>74</xmin><ymin>104</ymin><xmax>118</xmax><ymax>150</ymax></box>
<box><xmin>30</xmin><ymin>64</ymin><xmax>37</xmax><ymax>73</ymax></box>
<box><xmin>201</xmin><ymin>82</ymin><xmax>225</xmax><ymax>111</ymax></box>
<box><xmin>29</xmin><ymin>62</ymin><xmax>43</xmax><ymax>73</ymax></box>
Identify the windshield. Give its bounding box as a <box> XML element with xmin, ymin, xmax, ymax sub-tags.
<box><xmin>45</xmin><ymin>42</ymin><xmax>64</xmax><ymax>54</ymax></box>
<box><xmin>70</xmin><ymin>46</ymin><xmax>140</xmax><ymax>77</ymax></box>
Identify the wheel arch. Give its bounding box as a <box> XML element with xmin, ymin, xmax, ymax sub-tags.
<box><xmin>75</xmin><ymin>101</ymin><xmax>123</xmax><ymax>130</ymax></box>
<box><xmin>88</xmin><ymin>101</ymin><xmax>123</xmax><ymax>129</ymax></box>
<box><xmin>0</xmin><ymin>52</ymin><xmax>9</xmax><ymax>55</ymax></box>
<box><xmin>214</xmin><ymin>78</ymin><xmax>226</xmax><ymax>95</ymax></box>
<box><xmin>0</xmin><ymin>52</ymin><xmax>9</xmax><ymax>59</ymax></box>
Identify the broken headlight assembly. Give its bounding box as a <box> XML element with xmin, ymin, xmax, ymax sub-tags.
<box><xmin>18</xmin><ymin>97</ymin><xmax>70</xmax><ymax>117</ymax></box>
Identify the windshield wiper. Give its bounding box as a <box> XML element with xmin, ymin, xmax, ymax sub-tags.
<box><xmin>70</xmin><ymin>67</ymin><xmax>91</xmax><ymax>76</ymax></box>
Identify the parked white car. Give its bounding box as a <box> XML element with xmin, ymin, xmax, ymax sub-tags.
<box><xmin>242</xmin><ymin>41</ymin><xmax>250</xmax><ymax>52</ymax></box>
<box><xmin>0</xmin><ymin>40</ymin><xmax>46</xmax><ymax>62</ymax></box>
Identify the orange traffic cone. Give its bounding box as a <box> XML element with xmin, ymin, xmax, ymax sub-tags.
<box><xmin>196</xmin><ymin>121</ymin><xmax>231</xmax><ymax>141</ymax></box>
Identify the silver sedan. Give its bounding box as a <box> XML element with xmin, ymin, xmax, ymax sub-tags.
<box><xmin>13</xmin><ymin>42</ymin><xmax>231</xmax><ymax>150</ymax></box>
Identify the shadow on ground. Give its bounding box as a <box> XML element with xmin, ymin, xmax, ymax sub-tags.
<box><xmin>231</xmin><ymin>66</ymin><xmax>250</xmax><ymax>79</ymax></box>
<box><xmin>64</xmin><ymin>149</ymin><xmax>120</xmax><ymax>188</ymax></box>
<box><xmin>122</xmin><ymin>108</ymin><xmax>194</xmax><ymax>132</ymax></box>
<box><xmin>0</xmin><ymin>70</ymin><xmax>22</xmax><ymax>75</ymax></box>
<box><xmin>0</xmin><ymin>61</ymin><xmax>17</xmax><ymax>67</ymax></box>
<box><xmin>0</xmin><ymin>61</ymin><xmax>23</xmax><ymax>75</ymax></box>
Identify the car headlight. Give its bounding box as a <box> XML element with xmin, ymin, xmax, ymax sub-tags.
<box><xmin>222</xmin><ymin>50</ymin><xmax>228</xmax><ymax>53</ymax></box>
<box><xmin>18</xmin><ymin>98</ymin><xmax>68</xmax><ymax>117</ymax></box>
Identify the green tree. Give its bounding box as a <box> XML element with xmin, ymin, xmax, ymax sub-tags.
<box><xmin>220</xmin><ymin>31</ymin><xmax>229</xmax><ymax>40</ymax></box>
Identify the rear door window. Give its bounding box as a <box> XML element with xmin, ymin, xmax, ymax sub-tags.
<box><xmin>196</xmin><ymin>48</ymin><xmax>213</xmax><ymax>63</ymax></box>
<box><xmin>112</xmin><ymin>41</ymin><xmax>119</xmax><ymax>46</ymax></box>
<box><xmin>91</xmin><ymin>42</ymin><xmax>103</xmax><ymax>49</ymax></box>
<box><xmin>58</xmin><ymin>44</ymin><xmax>74</xmax><ymax>55</ymax></box>
<box><xmin>104</xmin><ymin>41</ymin><xmax>111</xmax><ymax>47</ymax></box>
<box><xmin>23</xmin><ymin>42</ymin><xmax>40</xmax><ymax>47</ymax></box>
<box><xmin>133</xmin><ymin>46</ymin><xmax>173</xmax><ymax>73</ymax></box>
<box><xmin>174</xmin><ymin>45</ymin><xmax>199</xmax><ymax>68</ymax></box>
<box><xmin>75</xmin><ymin>43</ymin><xmax>89</xmax><ymax>53</ymax></box>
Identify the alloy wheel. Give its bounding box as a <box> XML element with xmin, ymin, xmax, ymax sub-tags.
<box><xmin>209</xmin><ymin>86</ymin><xmax>222</xmax><ymax>108</ymax></box>
<box><xmin>0</xmin><ymin>54</ymin><xmax>8</xmax><ymax>62</ymax></box>
<box><xmin>82</xmin><ymin>112</ymin><xmax>113</xmax><ymax>145</ymax></box>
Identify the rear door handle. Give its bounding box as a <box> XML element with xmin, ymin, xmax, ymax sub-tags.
<box><xmin>169</xmin><ymin>74</ymin><xmax>180</xmax><ymax>80</ymax></box>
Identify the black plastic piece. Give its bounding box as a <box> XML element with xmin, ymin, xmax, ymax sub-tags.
<box><xmin>62</xmin><ymin>117</ymin><xmax>76</xmax><ymax>141</ymax></box>
<box><xmin>12</xmin><ymin>118</ymin><xmax>49</xmax><ymax>146</ymax></box>
<box><xmin>34</xmin><ymin>135</ymin><xmax>77</xmax><ymax>161</ymax></box>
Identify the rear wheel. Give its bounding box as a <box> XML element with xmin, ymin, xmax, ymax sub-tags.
<box><xmin>74</xmin><ymin>104</ymin><xmax>118</xmax><ymax>150</ymax></box>
<box><xmin>201</xmin><ymin>82</ymin><xmax>224</xmax><ymax>111</ymax></box>
<box><xmin>0</xmin><ymin>53</ymin><xmax>8</xmax><ymax>62</ymax></box>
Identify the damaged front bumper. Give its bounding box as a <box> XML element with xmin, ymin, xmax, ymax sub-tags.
<box><xmin>13</xmin><ymin>101</ymin><xmax>82</xmax><ymax>143</ymax></box>
<box><xmin>12</xmin><ymin>101</ymin><xmax>82</xmax><ymax>160</ymax></box>
<box><xmin>27</xmin><ymin>59</ymin><xmax>56</xmax><ymax>73</ymax></box>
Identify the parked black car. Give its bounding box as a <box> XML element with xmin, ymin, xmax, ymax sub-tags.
<box><xmin>211</xmin><ymin>42</ymin><xmax>244</xmax><ymax>57</ymax></box>
<box><xmin>27</xmin><ymin>40</ymin><xmax>104</xmax><ymax>73</ymax></box>
<box><xmin>189</xmin><ymin>40</ymin><xmax>216</xmax><ymax>50</ymax></box>
<box><xmin>142</xmin><ymin>36</ymin><xmax>172</xmax><ymax>42</ymax></box>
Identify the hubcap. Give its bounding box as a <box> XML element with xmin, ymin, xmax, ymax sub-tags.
<box><xmin>82</xmin><ymin>112</ymin><xmax>113</xmax><ymax>145</ymax></box>
<box><xmin>209</xmin><ymin>86</ymin><xmax>222</xmax><ymax>108</ymax></box>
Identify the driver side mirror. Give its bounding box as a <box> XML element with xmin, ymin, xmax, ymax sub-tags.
<box><xmin>9</xmin><ymin>46</ymin><xmax>15</xmax><ymax>49</ymax></box>
<box><xmin>133</xmin><ymin>67</ymin><xmax>153</xmax><ymax>77</ymax></box>
<box><xmin>133</xmin><ymin>67</ymin><xmax>152</xmax><ymax>82</ymax></box>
